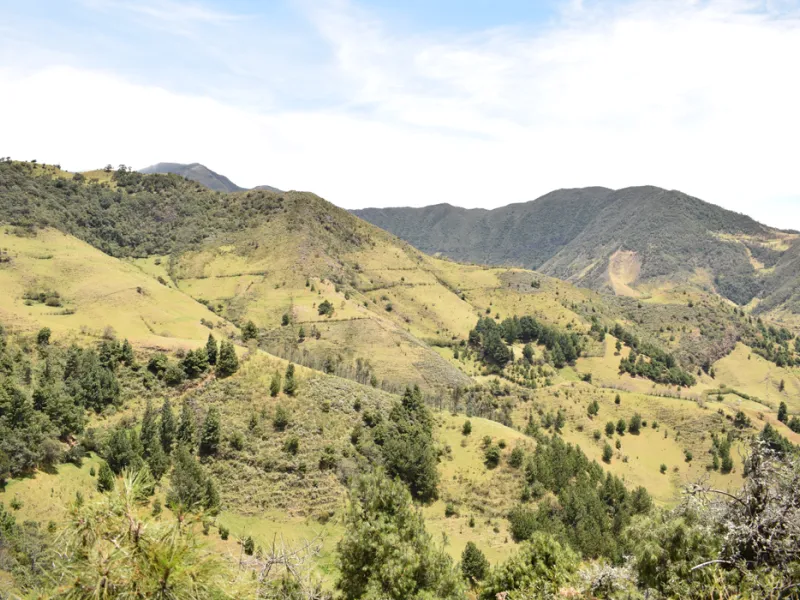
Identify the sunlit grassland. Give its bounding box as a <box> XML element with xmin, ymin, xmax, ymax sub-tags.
<box><xmin>0</xmin><ymin>227</ymin><xmax>234</xmax><ymax>349</ymax></box>
<box><xmin>515</xmin><ymin>384</ymin><xmax>746</xmax><ymax>505</ymax></box>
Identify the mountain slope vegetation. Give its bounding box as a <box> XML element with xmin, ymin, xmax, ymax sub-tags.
<box><xmin>355</xmin><ymin>186</ymin><xmax>800</xmax><ymax>309</ymax></box>
<box><xmin>1</xmin><ymin>159</ymin><xmax>799</xmax><ymax>599</ymax></box>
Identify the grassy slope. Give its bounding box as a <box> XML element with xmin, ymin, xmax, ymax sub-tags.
<box><xmin>0</xmin><ymin>227</ymin><xmax>237</xmax><ymax>349</ymax></box>
<box><xmin>2</xmin><ymin>163</ymin><xmax>798</xmax><ymax>591</ymax></box>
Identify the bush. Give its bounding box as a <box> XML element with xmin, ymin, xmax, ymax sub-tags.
<box><xmin>97</xmin><ymin>462</ymin><xmax>115</xmax><ymax>492</ymax></box>
<box><xmin>479</xmin><ymin>533</ymin><xmax>577</xmax><ymax>599</ymax></box>
<box><xmin>37</xmin><ymin>327</ymin><xmax>51</xmax><ymax>345</ymax></box>
<box><xmin>335</xmin><ymin>472</ymin><xmax>464</xmax><ymax>600</ymax></box>
<box><xmin>163</xmin><ymin>363</ymin><xmax>185</xmax><ymax>387</ymax></box>
<box><xmin>602</xmin><ymin>442</ymin><xmax>613</xmax><ymax>463</ymax></box>
<box><xmin>273</xmin><ymin>405</ymin><xmax>290</xmax><ymax>431</ymax></box>
<box><xmin>484</xmin><ymin>445</ymin><xmax>501</xmax><ymax>469</ymax></box>
<box><xmin>243</xmin><ymin>536</ymin><xmax>255</xmax><ymax>556</ymax></box>
<box><xmin>508</xmin><ymin>446</ymin><xmax>525</xmax><ymax>468</ymax></box>
<box><xmin>659</xmin><ymin>463</ymin><xmax>667</xmax><ymax>474</ymax></box>
<box><xmin>318</xmin><ymin>446</ymin><xmax>337</xmax><ymax>470</ymax></box>
<box><xmin>283</xmin><ymin>436</ymin><xmax>299</xmax><ymax>455</ymax></box>
<box><xmin>318</xmin><ymin>300</ymin><xmax>334</xmax><ymax>317</ymax></box>
<box><xmin>462</xmin><ymin>420</ymin><xmax>472</xmax><ymax>436</ymax></box>
<box><xmin>629</xmin><ymin>412</ymin><xmax>642</xmax><ymax>434</ymax></box>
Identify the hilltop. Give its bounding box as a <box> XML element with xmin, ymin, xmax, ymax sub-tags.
<box><xmin>354</xmin><ymin>186</ymin><xmax>800</xmax><ymax>311</ymax></box>
<box><xmin>139</xmin><ymin>161</ymin><xmax>281</xmax><ymax>193</ymax></box>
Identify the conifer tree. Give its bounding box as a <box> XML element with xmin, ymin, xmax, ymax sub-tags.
<box><xmin>145</xmin><ymin>436</ymin><xmax>169</xmax><ymax>481</ymax></box>
<box><xmin>139</xmin><ymin>400</ymin><xmax>158</xmax><ymax>450</ymax></box>
<box><xmin>97</xmin><ymin>461</ymin><xmax>115</xmax><ymax>492</ymax></box>
<box><xmin>177</xmin><ymin>402</ymin><xmax>196</xmax><ymax>447</ymax></box>
<box><xmin>205</xmin><ymin>333</ymin><xmax>218</xmax><ymax>366</ymax></box>
<box><xmin>199</xmin><ymin>406</ymin><xmax>221</xmax><ymax>456</ymax></box>
<box><xmin>160</xmin><ymin>399</ymin><xmax>176</xmax><ymax>454</ymax></box>
<box><xmin>778</xmin><ymin>401</ymin><xmax>788</xmax><ymax>423</ymax></box>
<box><xmin>461</xmin><ymin>542</ymin><xmax>489</xmax><ymax>585</ymax></box>
<box><xmin>270</xmin><ymin>371</ymin><xmax>281</xmax><ymax>397</ymax></box>
<box><xmin>336</xmin><ymin>471</ymin><xmax>464</xmax><ymax>600</ymax></box>
<box><xmin>283</xmin><ymin>363</ymin><xmax>297</xmax><ymax>396</ymax></box>
<box><xmin>241</xmin><ymin>320</ymin><xmax>258</xmax><ymax>342</ymax></box>
<box><xmin>120</xmin><ymin>339</ymin><xmax>135</xmax><ymax>366</ymax></box>
<box><xmin>216</xmin><ymin>341</ymin><xmax>239</xmax><ymax>377</ymax></box>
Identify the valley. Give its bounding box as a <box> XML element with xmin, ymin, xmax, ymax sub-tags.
<box><xmin>0</xmin><ymin>160</ymin><xmax>798</xmax><ymax>598</ymax></box>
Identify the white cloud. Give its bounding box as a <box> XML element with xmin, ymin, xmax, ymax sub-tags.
<box><xmin>1</xmin><ymin>0</ymin><xmax>800</xmax><ymax>228</ymax></box>
<box><xmin>81</xmin><ymin>0</ymin><xmax>246</xmax><ymax>24</ymax></box>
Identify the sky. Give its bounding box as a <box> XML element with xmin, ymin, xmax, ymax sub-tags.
<box><xmin>1</xmin><ymin>0</ymin><xmax>800</xmax><ymax>227</ymax></box>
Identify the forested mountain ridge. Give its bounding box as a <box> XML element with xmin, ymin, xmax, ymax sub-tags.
<box><xmin>354</xmin><ymin>186</ymin><xmax>800</xmax><ymax>311</ymax></box>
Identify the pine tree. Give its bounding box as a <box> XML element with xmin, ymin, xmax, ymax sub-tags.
<box><xmin>283</xmin><ymin>363</ymin><xmax>297</xmax><ymax>396</ymax></box>
<box><xmin>778</xmin><ymin>401</ymin><xmax>788</xmax><ymax>423</ymax></box>
<box><xmin>167</xmin><ymin>446</ymin><xmax>216</xmax><ymax>512</ymax></box>
<box><xmin>216</xmin><ymin>341</ymin><xmax>239</xmax><ymax>378</ymax></box>
<box><xmin>205</xmin><ymin>333</ymin><xmax>218</xmax><ymax>366</ymax></box>
<box><xmin>629</xmin><ymin>412</ymin><xmax>642</xmax><ymax>434</ymax></box>
<box><xmin>139</xmin><ymin>401</ymin><xmax>158</xmax><ymax>450</ymax></box>
<box><xmin>160</xmin><ymin>399</ymin><xmax>176</xmax><ymax>453</ymax></box>
<box><xmin>336</xmin><ymin>472</ymin><xmax>464</xmax><ymax>600</ymax></box>
<box><xmin>120</xmin><ymin>339</ymin><xmax>135</xmax><ymax>366</ymax></box>
<box><xmin>602</xmin><ymin>442</ymin><xmax>613</xmax><ymax>463</ymax></box>
<box><xmin>105</xmin><ymin>427</ymin><xmax>142</xmax><ymax>474</ymax></box>
<box><xmin>97</xmin><ymin>461</ymin><xmax>115</xmax><ymax>492</ymax></box>
<box><xmin>37</xmin><ymin>327</ymin><xmax>51</xmax><ymax>346</ymax></box>
<box><xmin>199</xmin><ymin>406</ymin><xmax>221</xmax><ymax>456</ymax></box>
<box><xmin>270</xmin><ymin>371</ymin><xmax>281</xmax><ymax>397</ymax></box>
<box><xmin>461</xmin><ymin>542</ymin><xmax>489</xmax><ymax>585</ymax></box>
<box><xmin>177</xmin><ymin>402</ymin><xmax>196</xmax><ymax>447</ymax></box>
<box><xmin>241</xmin><ymin>320</ymin><xmax>258</xmax><ymax>342</ymax></box>
<box><xmin>145</xmin><ymin>437</ymin><xmax>170</xmax><ymax>481</ymax></box>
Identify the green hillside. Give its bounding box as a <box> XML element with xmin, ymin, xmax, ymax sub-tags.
<box><xmin>1</xmin><ymin>161</ymin><xmax>798</xmax><ymax>599</ymax></box>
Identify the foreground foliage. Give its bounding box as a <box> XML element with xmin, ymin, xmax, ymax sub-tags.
<box><xmin>336</xmin><ymin>471</ymin><xmax>464</xmax><ymax>600</ymax></box>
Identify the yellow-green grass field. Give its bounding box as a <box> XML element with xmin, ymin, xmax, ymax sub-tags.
<box><xmin>515</xmin><ymin>384</ymin><xmax>746</xmax><ymax>505</ymax></box>
<box><xmin>0</xmin><ymin>227</ymin><xmax>236</xmax><ymax>350</ymax></box>
<box><xmin>424</xmin><ymin>413</ymin><xmax>533</xmax><ymax>565</ymax></box>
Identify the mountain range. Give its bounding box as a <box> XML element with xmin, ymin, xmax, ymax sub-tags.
<box><xmin>354</xmin><ymin>186</ymin><xmax>800</xmax><ymax>316</ymax></box>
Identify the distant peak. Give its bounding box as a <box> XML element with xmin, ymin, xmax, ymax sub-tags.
<box><xmin>138</xmin><ymin>162</ymin><xmax>281</xmax><ymax>194</ymax></box>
